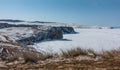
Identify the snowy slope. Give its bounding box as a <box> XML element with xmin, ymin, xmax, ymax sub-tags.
<box><xmin>0</xmin><ymin>27</ymin><xmax>34</xmax><ymax>42</ymax></box>
<box><xmin>33</xmin><ymin>29</ymin><xmax>120</xmax><ymax>53</ymax></box>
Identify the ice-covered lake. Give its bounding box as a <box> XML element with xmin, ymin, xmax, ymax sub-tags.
<box><xmin>33</xmin><ymin>29</ymin><xmax>120</xmax><ymax>53</ymax></box>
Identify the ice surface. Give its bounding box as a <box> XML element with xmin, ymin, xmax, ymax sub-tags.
<box><xmin>33</xmin><ymin>29</ymin><xmax>120</xmax><ymax>53</ymax></box>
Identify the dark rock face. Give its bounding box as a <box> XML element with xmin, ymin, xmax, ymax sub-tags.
<box><xmin>16</xmin><ymin>26</ymin><xmax>75</xmax><ymax>46</ymax></box>
<box><xmin>59</xmin><ymin>27</ymin><xmax>75</xmax><ymax>34</ymax></box>
<box><xmin>47</xmin><ymin>27</ymin><xmax>63</xmax><ymax>39</ymax></box>
<box><xmin>16</xmin><ymin>27</ymin><xmax>63</xmax><ymax>46</ymax></box>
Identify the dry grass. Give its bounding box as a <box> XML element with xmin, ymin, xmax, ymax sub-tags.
<box><xmin>61</xmin><ymin>48</ymin><xmax>96</xmax><ymax>58</ymax></box>
<box><xmin>1</xmin><ymin>46</ymin><xmax>120</xmax><ymax>69</ymax></box>
<box><xmin>0</xmin><ymin>46</ymin><xmax>54</xmax><ymax>63</ymax></box>
<box><xmin>1</xmin><ymin>45</ymin><xmax>120</xmax><ymax>62</ymax></box>
<box><xmin>100</xmin><ymin>48</ymin><xmax>120</xmax><ymax>60</ymax></box>
<box><xmin>0</xmin><ymin>46</ymin><xmax>98</xmax><ymax>64</ymax></box>
<box><xmin>0</xmin><ymin>46</ymin><xmax>102</xmax><ymax>62</ymax></box>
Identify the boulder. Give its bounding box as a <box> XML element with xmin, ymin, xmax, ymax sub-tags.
<box><xmin>59</xmin><ymin>27</ymin><xmax>75</xmax><ymax>34</ymax></box>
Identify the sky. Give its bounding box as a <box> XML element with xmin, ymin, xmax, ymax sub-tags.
<box><xmin>0</xmin><ymin>0</ymin><xmax>120</xmax><ymax>26</ymax></box>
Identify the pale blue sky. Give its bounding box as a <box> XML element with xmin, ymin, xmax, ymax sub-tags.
<box><xmin>0</xmin><ymin>0</ymin><xmax>120</xmax><ymax>26</ymax></box>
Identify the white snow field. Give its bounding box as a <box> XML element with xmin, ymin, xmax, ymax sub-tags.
<box><xmin>33</xmin><ymin>29</ymin><xmax>120</xmax><ymax>53</ymax></box>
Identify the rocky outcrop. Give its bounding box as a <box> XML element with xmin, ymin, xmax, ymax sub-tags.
<box><xmin>59</xmin><ymin>27</ymin><xmax>75</xmax><ymax>34</ymax></box>
<box><xmin>16</xmin><ymin>26</ymin><xmax>75</xmax><ymax>46</ymax></box>
<box><xmin>0</xmin><ymin>23</ymin><xmax>75</xmax><ymax>46</ymax></box>
<box><xmin>16</xmin><ymin>27</ymin><xmax>63</xmax><ymax>46</ymax></box>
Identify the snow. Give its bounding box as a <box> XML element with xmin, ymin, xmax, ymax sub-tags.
<box><xmin>0</xmin><ymin>22</ymin><xmax>120</xmax><ymax>53</ymax></box>
<box><xmin>0</xmin><ymin>42</ymin><xmax>20</xmax><ymax>47</ymax></box>
<box><xmin>33</xmin><ymin>29</ymin><xmax>120</xmax><ymax>53</ymax></box>
<box><xmin>0</xmin><ymin>35</ymin><xmax>8</xmax><ymax>42</ymax></box>
<box><xmin>0</xmin><ymin>27</ymin><xmax>34</xmax><ymax>42</ymax></box>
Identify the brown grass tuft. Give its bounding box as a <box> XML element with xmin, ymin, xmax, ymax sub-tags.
<box><xmin>61</xmin><ymin>48</ymin><xmax>96</xmax><ymax>58</ymax></box>
<box><xmin>101</xmin><ymin>48</ymin><xmax>120</xmax><ymax>60</ymax></box>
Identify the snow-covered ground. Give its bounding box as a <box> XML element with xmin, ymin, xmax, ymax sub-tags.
<box><xmin>33</xmin><ymin>29</ymin><xmax>120</xmax><ymax>53</ymax></box>
<box><xmin>0</xmin><ymin>27</ymin><xmax>34</xmax><ymax>42</ymax></box>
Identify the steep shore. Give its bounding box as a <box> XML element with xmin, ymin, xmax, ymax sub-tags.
<box><xmin>0</xmin><ymin>23</ymin><xmax>75</xmax><ymax>46</ymax></box>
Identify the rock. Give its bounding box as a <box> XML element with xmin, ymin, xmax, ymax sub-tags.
<box><xmin>0</xmin><ymin>23</ymin><xmax>75</xmax><ymax>46</ymax></box>
<box><xmin>14</xmin><ymin>61</ymin><xmax>20</xmax><ymax>65</ymax></box>
<box><xmin>87</xmin><ymin>52</ymin><xmax>96</xmax><ymax>58</ymax></box>
<box><xmin>6</xmin><ymin>62</ymin><xmax>14</xmax><ymax>66</ymax></box>
<box><xmin>16</xmin><ymin>26</ymin><xmax>75</xmax><ymax>46</ymax></box>
<box><xmin>48</xmin><ymin>27</ymin><xmax>63</xmax><ymax>39</ymax></box>
<box><xmin>59</xmin><ymin>27</ymin><xmax>75</xmax><ymax>34</ymax></box>
<box><xmin>0</xmin><ymin>64</ymin><xmax>8</xmax><ymax>68</ymax></box>
<box><xmin>16</xmin><ymin>26</ymin><xmax>63</xmax><ymax>46</ymax></box>
<box><xmin>75</xmin><ymin>56</ymin><xmax>95</xmax><ymax>61</ymax></box>
<box><xmin>58</xmin><ymin>66</ymin><xmax>64</xmax><ymax>69</ymax></box>
<box><xmin>18</xmin><ymin>57</ymin><xmax>25</xmax><ymax>64</ymax></box>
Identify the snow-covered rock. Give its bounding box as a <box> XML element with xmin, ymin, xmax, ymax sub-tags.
<box><xmin>0</xmin><ymin>23</ymin><xmax>75</xmax><ymax>46</ymax></box>
<box><xmin>59</xmin><ymin>27</ymin><xmax>75</xmax><ymax>34</ymax></box>
<box><xmin>16</xmin><ymin>26</ymin><xmax>63</xmax><ymax>46</ymax></box>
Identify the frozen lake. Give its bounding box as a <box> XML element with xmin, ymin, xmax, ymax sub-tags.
<box><xmin>33</xmin><ymin>29</ymin><xmax>120</xmax><ymax>53</ymax></box>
